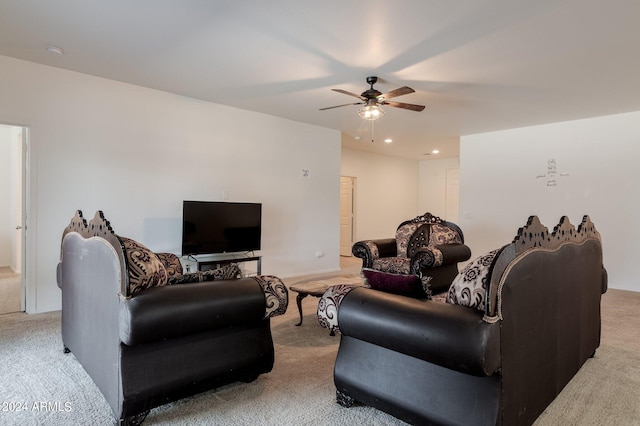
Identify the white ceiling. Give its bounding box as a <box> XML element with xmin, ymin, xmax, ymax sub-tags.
<box><xmin>1</xmin><ymin>0</ymin><xmax>638</xmax><ymax>160</ymax></box>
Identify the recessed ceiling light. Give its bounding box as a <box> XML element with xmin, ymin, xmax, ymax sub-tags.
<box><xmin>45</xmin><ymin>45</ymin><xmax>64</xmax><ymax>55</ymax></box>
<box><xmin>384</xmin><ymin>138</ymin><xmax>393</xmax><ymax>144</ymax></box>
<box><xmin>354</xmin><ymin>136</ymin><xmax>361</xmax><ymax>140</ymax></box>
<box><xmin>432</xmin><ymin>149</ymin><xmax>440</xmax><ymax>154</ymax></box>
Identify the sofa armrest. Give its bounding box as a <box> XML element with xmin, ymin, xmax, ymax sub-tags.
<box><xmin>411</xmin><ymin>243</ymin><xmax>471</xmax><ymax>271</ymax></box>
<box><xmin>253</xmin><ymin>275</ymin><xmax>289</xmax><ymax>318</ymax></box>
<box><xmin>338</xmin><ymin>287</ymin><xmax>501</xmax><ymax>376</ymax></box>
<box><xmin>119</xmin><ymin>278</ymin><xmax>266</xmax><ymax>346</ymax></box>
<box><xmin>436</xmin><ymin>243</ymin><xmax>472</xmax><ymax>264</ymax></box>
<box><xmin>352</xmin><ymin>238</ymin><xmax>397</xmax><ymax>268</ymax></box>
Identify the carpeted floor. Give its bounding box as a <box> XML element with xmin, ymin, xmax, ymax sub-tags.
<box><xmin>0</xmin><ymin>267</ymin><xmax>21</xmax><ymax>315</ymax></box>
<box><xmin>1</xmin><ymin>280</ymin><xmax>639</xmax><ymax>425</ymax></box>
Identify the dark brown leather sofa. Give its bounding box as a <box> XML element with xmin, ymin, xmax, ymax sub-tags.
<box><xmin>56</xmin><ymin>211</ymin><xmax>287</xmax><ymax>425</ymax></box>
<box><xmin>333</xmin><ymin>215</ymin><xmax>607</xmax><ymax>426</ymax></box>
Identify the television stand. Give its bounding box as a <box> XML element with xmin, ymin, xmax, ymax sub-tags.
<box><xmin>197</xmin><ymin>253</ymin><xmax>262</xmax><ymax>276</ymax></box>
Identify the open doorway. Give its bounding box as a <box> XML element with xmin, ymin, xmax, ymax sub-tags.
<box><xmin>340</xmin><ymin>176</ymin><xmax>356</xmax><ymax>257</ymax></box>
<box><xmin>0</xmin><ymin>124</ymin><xmax>26</xmax><ymax>314</ymax></box>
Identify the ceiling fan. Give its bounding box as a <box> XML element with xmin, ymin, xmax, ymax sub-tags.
<box><xmin>319</xmin><ymin>76</ymin><xmax>425</xmax><ymax>120</ymax></box>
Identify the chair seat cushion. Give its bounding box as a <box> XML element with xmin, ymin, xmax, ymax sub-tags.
<box><xmin>371</xmin><ymin>257</ymin><xmax>411</xmax><ymax>274</ymax></box>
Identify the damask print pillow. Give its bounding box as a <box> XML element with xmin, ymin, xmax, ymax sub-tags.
<box><xmin>168</xmin><ymin>263</ymin><xmax>242</xmax><ymax>285</ymax></box>
<box><xmin>155</xmin><ymin>252</ymin><xmax>183</xmax><ymax>277</ymax></box>
<box><xmin>119</xmin><ymin>236</ymin><xmax>168</xmax><ymax>295</ymax></box>
<box><xmin>429</xmin><ymin>224</ymin><xmax>462</xmax><ymax>246</ymax></box>
<box><xmin>447</xmin><ymin>249</ymin><xmax>500</xmax><ymax>311</ymax></box>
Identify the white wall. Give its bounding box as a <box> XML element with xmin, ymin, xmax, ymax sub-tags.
<box><xmin>418</xmin><ymin>158</ymin><xmax>460</xmax><ymax>221</ymax></box>
<box><xmin>460</xmin><ymin>111</ymin><xmax>640</xmax><ymax>292</ymax></box>
<box><xmin>341</xmin><ymin>146</ymin><xmax>419</xmax><ymax>240</ymax></box>
<box><xmin>0</xmin><ymin>55</ymin><xmax>341</xmax><ymax>313</ymax></box>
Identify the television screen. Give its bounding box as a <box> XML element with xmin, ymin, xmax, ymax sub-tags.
<box><xmin>182</xmin><ymin>201</ymin><xmax>262</xmax><ymax>255</ymax></box>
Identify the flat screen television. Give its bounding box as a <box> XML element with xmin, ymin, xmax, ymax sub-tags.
<box><xmin>182</xmin><ymin>201</ymin><xmax>262</xmax><ymax>256</ymax></box>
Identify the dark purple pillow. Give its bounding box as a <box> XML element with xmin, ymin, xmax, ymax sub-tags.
<box><xmin>362</xmin><ymin>268</ymin><xmax>426</xmax><ymax>298</ymax></box>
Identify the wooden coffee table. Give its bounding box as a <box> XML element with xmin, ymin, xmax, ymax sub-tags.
<box><xmin>289</xmin><ymin>281</ymin><xmax>335</xmax><ymax>326</ymax></box>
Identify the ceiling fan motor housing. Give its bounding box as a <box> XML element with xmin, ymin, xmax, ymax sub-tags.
<box><xmin>363</xmin><ymin>76</ymin><xmax>382</xmax><ymax>99</ymax></box>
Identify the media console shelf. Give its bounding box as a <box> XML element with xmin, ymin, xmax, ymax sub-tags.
<box><xmin>197</xmin><ymin>253</ymin><xmax>262</xmax><ymax>276</ymax></box>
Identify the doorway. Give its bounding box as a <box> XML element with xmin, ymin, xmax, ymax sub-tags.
<box><xmin>340</xmin><ymin>176</ymin><xmax>356</xmax><ymax>257</ymax></box>
<box><xmin>0</xmin><ymin>124</ymin><xmax>26</xmax><ymax>314</ymax></box>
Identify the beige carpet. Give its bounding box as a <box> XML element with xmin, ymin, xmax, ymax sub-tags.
<box><xmin>0</xmin><ymin>267</ymin><xmax>21</xmax><ymax>314</ymax></box>
<box><xmin>0</xmin><ymin>287</ymin><xmax>638</xmax><ymax>425</ymax></box>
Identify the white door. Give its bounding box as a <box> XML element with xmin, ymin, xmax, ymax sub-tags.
<box><xmin>0</xmin><ymin>124</ymin><xmax>25</xmax><ymax>314</ymax></box>
<box><xmin>340</xmin><ymin>176</ymin><xmax>355</xmax><ymax>257</ymax></box>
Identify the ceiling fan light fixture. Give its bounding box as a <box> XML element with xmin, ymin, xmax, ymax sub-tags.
<box><xmin>358</xmin><ymin>101</ymin><xmax>384</xmax><ymax>121</ymax></box>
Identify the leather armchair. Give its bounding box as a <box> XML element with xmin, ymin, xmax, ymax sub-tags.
<box><xmin>57</xmin><ymin>211</ymin><xmax>287</xmax><ymax>425</ymax></box>
<box><xmin>352</xmin><ymin>212</ymin><xmax>471</xmax><ymax>293</ymax></box>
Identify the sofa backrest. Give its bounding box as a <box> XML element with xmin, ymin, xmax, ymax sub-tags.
<box><xmin>61</xmin><ymin>210</ymin><xmax>131</xmax><ymax>297</ymax></box>
<box><xmin>483</xmin><ymin>215</ymin><xmax>603</xmax><ymax>320</ymax></box>
<box><xmin>482</xmin><ymin>216</ymin><xmax>604</xmax><ymax>425</ymax></box>
<box><xmin>395</xmin><ymin>212</ymin><xmax>463</xmax><ymax>258</ymax></box>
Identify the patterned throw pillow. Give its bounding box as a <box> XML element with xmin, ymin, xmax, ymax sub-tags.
<box><xmin>429</xmin><ymin>224</ymin><xmax>462</xmax><ymax>246</ymax></box>
<box><xmin>168</xmin><ymin>263</ymin><xmax>242</xmax><ymax>285</ymax></box>
<box><xmin>119</xmin><ymin>236</ymin><xmax>168</xmax><ymax>296</ymax></box>
<box><xmin>447</xmin><ymin>249</ymin><xmax>500</xmax><ymax>312</ymax></box>
<box><xmin>362</xmin><ymin>268</ymin><xmax>428</xmax><ymax>298</ymax></box>
<box><xmin>155</xmin><ymin>252</ymin><xmax>183</xmax><ymax>277</ymax></box>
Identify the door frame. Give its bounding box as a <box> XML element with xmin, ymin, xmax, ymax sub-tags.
<box><xmin>19</xmin><ymin>127</ymin><xmax>29</xmax><ymax>312</ymax></box>
<box><xmin>339</xmin><ymin>176</ymin><xmax>356</xmax><ymax>257</ymax></box>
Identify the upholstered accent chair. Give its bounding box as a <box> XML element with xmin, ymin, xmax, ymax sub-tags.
<box><xmin>57</xmin><ymin>211</ymin><xmax>287</xmax><ymax>425</ymax></box>
<box><xmin>352</xmin><ymin>212</ymin><xmax>471</xmax><ymax>294</ymax></box>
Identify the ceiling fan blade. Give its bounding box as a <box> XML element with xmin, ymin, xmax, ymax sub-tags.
<box><xmin>332</xmin><ymin>88</ymin><xmax>366</xmax><ymax>100</ymax></box>
<box><xmin>319</xmin><ymin>102</ymin><xmax>363</xmax><ymax>111</ymax></box>
<box><xmin>378</xmin><ymin>86</ymin><xmax>415</xmax><ymax>100</ymax></box>
<box><xmin>381</xmin><ymin>101</ymin><xmax>425</xmax><ymax>112</ymax></box>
